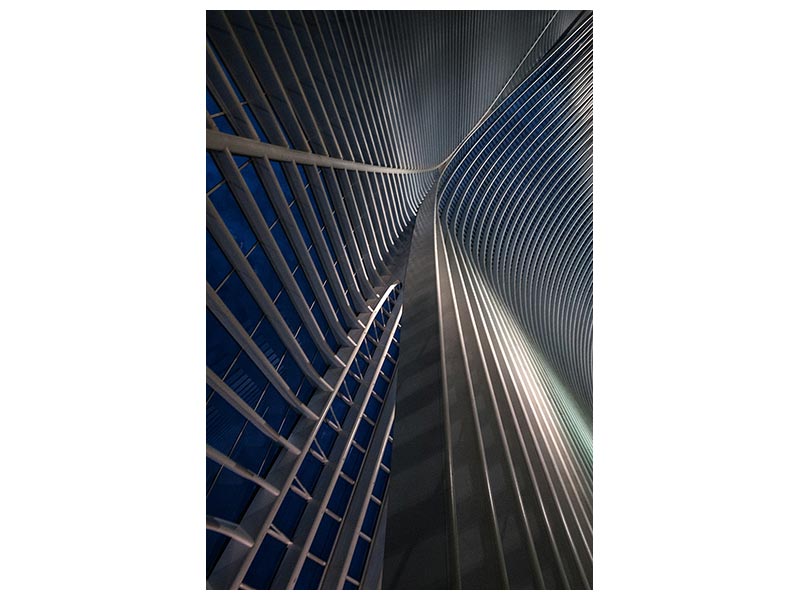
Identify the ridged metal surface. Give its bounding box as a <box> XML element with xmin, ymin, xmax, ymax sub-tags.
<box><xmin>207</xmin><ymin>9</ymin><xmax>592</xmax><ymax>590</ymax></box>
<box><xmin>440</xmin><ymin>13</ymin><xmax>593</xmax><ymax>415</ymax></box>
<box><xmin>385</xmin><ymin>12</ymin><xmax>592</xmax><ymax>589</ymax></box>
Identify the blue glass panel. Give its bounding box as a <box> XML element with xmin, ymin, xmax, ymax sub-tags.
<box><xmin>280</xmin><ymin>356</ymin><xmax>303</xmax><ymax>395</ymax></box>
<box><xmin>230</xmin><ymin>423</ymin><xmax>274</xmax><ymax>474</ymax></box>
<box><xmin>347</xmin><ymin>536</ymin><xmax>370</xmax><ymax>581</ymax></box>
<box><xmin>275</xmin><ymin>115</ymin><xmax>295</xmax><ymax>149</ymax></box>
<box><xmin>373</xmin><ymin>468</ymin><xmax>389</xmax><ymax>500</ymax></box>
<box><xmin>305</xmin><ymin>184</ymin><xmax>323</xmax><ymax>227</ymax></box>
<box><xmin>232</xmin><ymin>153</ymin><xmax>249</xmax><ymax>168</ymax></box>
<box><xmin>324</xmin><ymin>329</ymin><xmax>338</xmax><ymax>352</ymax></box>
<box><xmin>239</xmin><ymin>162</ymin><xmax>277</xmax><ymax>227</ymax></box>
<box><xmin>243</xmin><ymin>535</ymin><xmax>287</xmax><ymax>589</ymax></box>
<box><xmin>260</xmin><ymin>386</ymin><xmax>289</xmax><ymax>431</ymax></box>
<box><xmin>381</xmin><ymin>360</ymin><xmax>395</xmax><ymax>378</ymax></box>
<box><xmin>299</xmin><ymin>165</ymin><xmax>310</xmax><ymax>188</ymax></box>
<box><xmin>361</xmin><ymin>500</ymin><xmax>380</xmax><ymax>538</ymax></box>
<box><xmin>295</xmin><ymin>268</ymin><xmax>315</xmax><ymax>306</ymax></box>
<box><xmin>225</xmin><ymin>351</ymin><xmax>268</xmax><ymax>408</ymax></box>
<box><xmin>206</xmin><ymin>457</ymin><xmax>222</xmax><ymax>494</ymax></box>
<box><xmin>372</xmin><ymin>376</ymin><xmax>389</xmax><ymax>400</ymax></box>
<box><xmin>206</xmin><ymin>529</ymin><xmax>229</xmax><ymax>578</ymax></box>
<box><xmin>355</xmin><ymin>420</ymin><xmax>373</xmax><ymax>448</ymax></box>
<box><xmin>206</xmin><ymin>88</ymin><xmax>222</xmax><ymax>115</ymax></box>
<box><xmin>364</xmin><ymin>396</ymin><xmax>381</xmax><ymax>422</ymax></box>
<box><xmin>206</xmin><ymin>309</ymin><xmax>239</xmax><ymax>378</ymax></box>
<box><xmin>342</xmin><ymin>374</ymin><xmax>360</xmax><ymax>399</ymax></box>
<box><xmin>355</xmin><ymin>354</ymin><xmax>368</xmax><ymax>377</ymax></box>
<box><xmin>247</xmin><ymin>245</ymin><xmax>282</xmax><ymax>298</ymax></box>
<box><xmin>217</xmin><ymin>272</ymin><xmax>262</xmax><ymax>335</ymax></box>
<box><xmin>275</xmin><ymin>293</ymin><xmax>301</xmax><ymax>333</ymax></box>
<box><xmin>342</xmin><ymin>446</ymin><xmax>364</xmax><ymax>480</ymax></box>
<box><xmin>343</xmin><ymin>580</ymin><xmax>358</xmax><ymax>589</ymax></box>
<box><xmin>210</xmin><ymin>184</ymin><xmax>257</xmax><ymax>252</ymax></box>
<box><xmin>316</xmin><ymin>421</ymin><xmax>337</xmax><ymax>455</ymax></box>
<box><xmin>295</xmin><ymin>327</ymin><xmax>316</xmax><ymax>365</ymax></box>
<box><xmin>271</xmin><ymin>160</ymin><xmax>295</xmax><ymax>202</ymax></box>
<box><xmin>207</xmin><ymin>393</ymin><xmax>246</xmax><ymax>455</ymax></box>
<box><xmin>250</xmin><ymin>317</ymin><xmax>285</xmax><ymax>369</ymax></box>
<box><xmin>310</xmin><ymin>512</ymin><xmax>339</xmax><ymax>560</ymax></box>
<box><xmin>278</xmin><ymin>409</ymin><xmax>300</xmax><ymax>438</ymax></box>
<box><xmin>296</xmin><ymin>558</ymin><xmax>324</xmax><ymax>590</ymax></box>
<box><xmin>291</xmin><ymin>201</ymin><xmax>313</xmax><ymax>248</ymax></box>
<box><xmin>309</xmin><ymin>247</ymin><xmax>325</xmax><ymax>280</ymax></box>
<box><xmin>311</xmin><ymin>351</ymin><xmax>327</xmax><ymax>375</ymax></box>
<box><xmin>213</xmin><ymin>114</ymin><xmax>235</xmax><ymax>135</ymax></box>
<box><xmin>297</xmin><ymin>453</ymin><xmax>324</xmax><ymax>493</ymax></box>
<box><xmin>381</xmin><ymin>441</ymin><xmax>392</xmax><ymax>468</ymax></box>
<box><xmin>327</xmin><ymin>477</ymin><xmax>353</xmax><ymax>516</ymax></box>
<box><xmin>206</xmin><ymin>152</ymin><xmax>223</xmax><ymax>191</ymax></box>
<box><xmin>296</xmin><ymin>378</ymin><xmax>315</xmax><ymax>405</ymax></box>
<box><xmin>206</xmin><ymin>230</ymin><xmax>232</xmax><ymax>289</ymax></box>
<box><xmin>331</xmin><ymin>396</ymin><xmax>349</xmax><ymax>424</ymax></box>
<box><xmin>311</xmin><ymin>303</ymin><xmax>328</xmax><ymax>334</ymax></box>
<box><xmin>272</xmin><ymin>225</ymin><xmax>299</xmax><ymax>273</ymax></box>
<box><xmin>243</xmin><ymin>104</ymin><xmax>269</xmax><ymax>142</ymax></box>
<box><xmin>273</xmin><ymin>489</ymin><xmax>306</xmax><ymax>538</ymax></box>
<box><xmin>259</xmin><ymin>442</ymin><xmax>282</xmax><ymax>478</ymax></box>
<box><xmin>206</xmin><ymin>468</ymin><xmax>257</xmax><ymax>524</ymax></box>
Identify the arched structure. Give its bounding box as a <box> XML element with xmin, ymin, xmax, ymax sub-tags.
<box><xmin>206</xmin><ymin>10</ymin><xmax>592</xmax><ymax>589</ymax></box>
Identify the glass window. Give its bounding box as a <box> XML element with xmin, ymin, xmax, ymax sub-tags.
<box><xmin>209</xmin><ymin>183</ymin><xmax>257</xmax><ymax>252</ymax></box>
<box><xmin>364</xmin><ymin>396</ymin><xmax>381</xmax><ymax>422</ymax></box>
<box><xmin>243</xmin><ymin>104</ymin><xmax>269</xmax><ymax>143</ymax></box>
<box><xmin>239</xmin><ymin>162</ymin><xmax>277</xmax><ymax>227</ymax></box>
<box><xmin>250</xmin><ymin>316</ymin><xmax>285</xmax><ymax>369</ymax></box>
<box><xmin>213</xmin><ymin>114</ymin><xmax>236</xmax><ymax>135</ymax></box>
<box><xmin>310</xmin><ymin>512</ymin><xmax>339</xmax><ymax>561</ymax></box>
<box><xmin>316</xmin><ymin>421</ymin><xmax>337</xmax><ymax>455</ymax></box>
<box><xmin>271</xmin><ymin>160</ymin><xmax>295</xmax><ymax>203</ymax></box>
<box><xmin>361</xmin><ymin>500</ymin><xmax>380</xmax><ymax>538</ymax></box>
<box><xmin>347</xmin><ymin>536</ymin><xmax>370</xmax><ymax>581</ymax></box>
<box><xmin>206</xmin><ymin>468</ymin><xmax>258</xmax><ymax>524</ymax></box>
<box><xmin>354</xmin><ymin>420</ymin><xmax>373</xmax><ymax>449</ymax></box>
<box><xmin>243</xmin><ymin>534</ymin><xmax>287</xmax><ymax>589</ymax></box>
<box><xmin>373</xmin><ymin>468</ymin><xmax>389</xmax><ymax>500</ymax></box>
<box><xmin>206</xmin><ymin>309</ymin><xmax>239</xmax><ymax>378</ymax></box>
<box><xmin>342</xmin><ymin>446</ymin><xmax>364</xmax><ymax>480</ymax></box>
<box><xmin>296</xmin><ymin>558</ymin><xmax>324</xmax><ymax>590</ymax></box>
<box><xmin>259</xmin><ymin>385</ymin><xmax>290</xmax><ymax>431</ymax></box>
<box><xmin>297</xmin><ymin>453</ymin><xmax>324</xmax><ymax>493</ymax></box>
<box><xmin>207</xmin><ymin>393</ymin><xmax>245</xmax><ymax>456</ymax></box>
<box><xmin>247</xmin><ymin>244</ymin><xmax>282</xmax><ymax>299</ymax></box>
<box><xmin>224</xmin><ymin>351</ymin><xmax>267</xmax><ymax>409</ymax></box>
<box><xmin>206</xmin><ymin>88</ymin><xmax>222</xmax><ymax>115</ymax></box>
<box><xmin>230</xmin><ymin>423</ymin><xmax>276</xmax><ymax>475</ymax></box>
<box><xmin>217</xmin><ymin>272</ymin><xmax>262</xmax><ymax>335</ymax></box>
<box><xmin>206</xmin><ymin>152</ymin><xmax>223</xmax><ymax>191</ymax></box>
<box><xmin>206</xmin><ymin>230</ymin><xmax>232</xmax><ymax>289</ymax></box>
<box><xmin>327</xmin><ymin>477</ymin><xmax>353</xmax><ymax>516</ymax></box>
<box><xmin>274</xmin><ymin>293</ymin><xmax>301</xmax><ymax>333</ymax></box>
<box><xmin>273</xmin><ymin>489</ymin><xmax>307</xmax><ymax>538</ymax></box>
<box><xmin>331</xmin><ymin>396</ymin><xmax>349</xmax><ymax>424</ymax></box>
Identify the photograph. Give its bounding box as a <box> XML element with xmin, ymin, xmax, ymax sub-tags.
<box><xmin>206</xmin><ymin>9</ymin><xmax>593</xmax><ymax>589</ymax></box>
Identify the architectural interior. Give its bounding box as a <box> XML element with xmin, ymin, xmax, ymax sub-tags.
<box><xmin>206</xmin><ymin>9</ymin><xmax>592</xmax><ymax>589</ymax></box>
